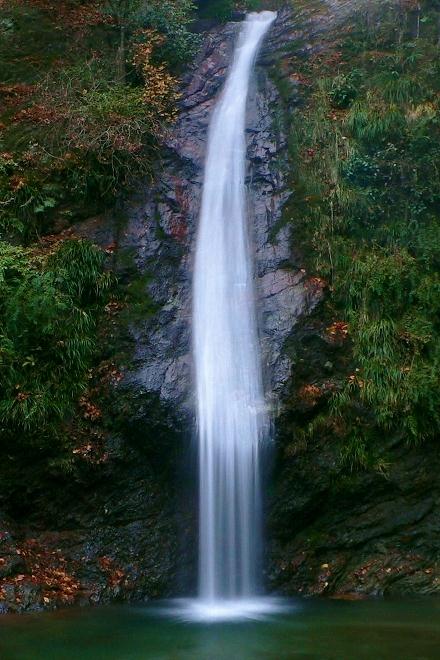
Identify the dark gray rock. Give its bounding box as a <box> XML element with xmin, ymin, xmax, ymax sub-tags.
<box><xmin>76</xmin><ymin>14</ymin><xmax>321</xmax><ymax>425</ymax></box>
<box><xmin>7</xmin><ymin>0</ymin><xmax>434</xmax><ymax>614</ymax></box>
<box><xmin>0</xmin><ymin>526</ymin><xmax>25</xmax><ymax>579</ymax></box>
<box><xmin>268</xmin><ymin>427</ymin><xmax>440</xmax><ymax>597</ymax></box>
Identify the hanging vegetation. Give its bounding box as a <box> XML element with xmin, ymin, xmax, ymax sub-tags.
<box><xmin>279</xmin><ymin>0</ymin><xmax>440</xmax><ymax>471</ymax></box>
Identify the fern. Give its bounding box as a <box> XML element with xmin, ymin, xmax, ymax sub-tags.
<box><xmin>0</xmin><ymin>238</ymin><xmax>112</xmax><ymax>445</ymax></box>
<box><xmin>283</xmin><ymin>0</ymin><xmax>440</xmax><ymax>471</ymax></box>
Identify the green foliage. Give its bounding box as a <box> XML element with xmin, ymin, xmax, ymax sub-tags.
<box><xmin>345</xmin><ymin>98</ymin><xmax>405</xmax><ymax>143</ymax></box>
<box><xmin>105</xmin><ymin>0</ymin><xmax>144</xmax><ymax>24</ymax></box>
<box><xmin>0</xmin><ymin>65</ymin><xmax>157</xmax><ymax>238</ymax></box>
<box><xmin>141</xmin><ymin>0</ymin><xmax>200</xmax><ymax>68</ymax></box>
<box><xmin>329</xmin><ymin>73</ymin><xmax>359</xmax><ymax>109</ymax></box>
<box><xmin>197</xmin><ymin>0</ymin><xmax>234</xmax><ymax>21</ymax></box>
<box><xmin>0</xmin><ymin>0</ymin><xmax>199</xmax><ymax>489</ymax></box>
<box><xmin>284</xmin><ymin>0</ymin><xmax>440</xmax><ymax>470</ymax></box>
<box><xmin>0</xmin><ymin>0</ymin><xmax>198</xmax><ymax>239</ymax></box>
<box><xmin>0</xmin><ymin>3</ymin><xmax>65</xmax><ymax>83</ymax></box>
<box><xmin>104</xmin><ymin>0</ymin><xmax>199</xmax><ymax>71</ymax></box>
<box><xmin>0</xmin><ymin>239</ymin><xmax>112</xmax><ymax>446</ymax></box>
<box><xmin>0</xmin><ymin>0</ymin><xmax>197</xmax><ymax>486</ymax></box>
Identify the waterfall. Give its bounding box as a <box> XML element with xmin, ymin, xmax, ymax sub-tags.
<box><xmin>192</xmin><ymin>11</ymin><xmax>276</xmax><ymax>617</ymax></box>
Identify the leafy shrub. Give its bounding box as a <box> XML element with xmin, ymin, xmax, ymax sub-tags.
<box><xmin>283</xmin><ymin>0</ymin><xmax>440</xmax><ymax>470</ymax></box>
<box><xmin>0</xmin><ymin>57</ymin><xmax>174</xmax><ymax>237</ymax></box>
<box><xmin>342</xmin><ymin>153</ymin><xmax>380</xmax><ymax>187</ymax></box>
<box><xmin>329</xmin><ymin>73</ymin><xmax>359</xmax><ymax>109</ymax></box>
<box><xmin>0</xmin><ymin>0</ymin><xmax>190</xmax><ymax>239</ymax></box>
<box><xmin>141</xmin><ymin>0</ymin><xmax>200</xmax><ymax>68</ymax></box>
<box><xmin>0</xmin><ymin>238</ymin><xmax>112</xmax><ymax>446</ymax></box>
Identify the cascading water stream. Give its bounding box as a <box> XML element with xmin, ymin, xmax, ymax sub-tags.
<box><xmin>192</xmin><ymin>11</ymin><xmax>277</xmax><ymax>619</ymax></box>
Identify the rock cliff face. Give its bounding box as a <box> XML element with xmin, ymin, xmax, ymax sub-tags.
<box><xmin>269</xmin><ymin>429</ymin><xmax>440</xmax><ymax>597</ymax></box>
<box><xmin>2</xmin><ymin>0</ymin><xmax>440</xmax><ymax>614</ymax></box>
<box><xmin>264</xmin><ymin>0</ymin><xmax>440</xmax><ymax>599</ymax></box>
<box><xmin>2</xmin><ymin>9</ymin><xmax>322</xmax><ymax>614</ymax></box>
<box><xmin>88</xmin><ymin>13</ymin><xmax>322</xmax><ymax>418</ymax></box>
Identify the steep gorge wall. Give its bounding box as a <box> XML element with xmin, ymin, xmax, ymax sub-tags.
<box><xmin>2</xmin><ymin>8</ymin><xmax>320</xmax><ymax>614</ymax></box>
<box><xmin>2</xmin><ymin>0</ymin><xmax>440</xmax><ymax>614</ymax></box>
<box><xmin>77</xmin><ymin>12</ymin><xmax>321</xmax><ymax>420</ymax></box>
<box><xmin>265</xmin><ymin>1</ymin><xmax>440</xmax><ymax>598</ymax></box>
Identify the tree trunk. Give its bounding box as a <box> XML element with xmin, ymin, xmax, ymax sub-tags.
<box><xmin>397</xmin><ymin>0</ymin><xmax>405</xmax><ymax>43</ymax></box>
<box><xmin>408</xmin><ymin>3</ymin><xmax>421</xmax><ymax>38</ymax></box>
<box><xmin>437</xmin><ymin>11</ymin><xmax>440</xmax><ymax>47</ymax></box>
<box><xmin>116</xmin><ymin>24</ymin><xmax>126</xmax><ymax>82</ymax></box>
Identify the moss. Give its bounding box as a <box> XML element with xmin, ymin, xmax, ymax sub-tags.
<box><xmin>275</xmin><ymin>0</ymin><xmax>440</xmax><ymax>472</ymax></box>
<box><xmin>114</xmin><ymin>246</ymin><xmax>140</xmax><ymax>277</ymax></box>
<box><xmin>121</xmin><ymin>273</ymin><xmax>160</xmax><ymax>323</ymax></box>
<box><xmin>0</xmin><ymin>0</ymin><xmax>199</xmax><ymax>240</ymax></box>
<box><xmin>0</xmin><ymin>237</ymin><xmax>113</xmax><ymax>481</ymax></box>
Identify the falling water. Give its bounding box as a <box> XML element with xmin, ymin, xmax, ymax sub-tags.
<box><xmin>192</xmin><ymin>11</ymin><xmax>277</xmax><ymax>619</ymax></box>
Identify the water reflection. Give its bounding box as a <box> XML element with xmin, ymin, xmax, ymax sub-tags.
<box><xmin>2</xmin><ymin>598</ymin><xmax>440</xmax><ymax>659</ymax></box>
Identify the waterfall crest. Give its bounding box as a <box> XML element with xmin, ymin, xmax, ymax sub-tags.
<box><xmin>193</xmin><ymin>11</ymin><xmax>276</xmax><ymax>616</ymax></box>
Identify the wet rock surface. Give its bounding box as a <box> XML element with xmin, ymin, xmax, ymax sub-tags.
<box><xmin>74</xmin><ymin>14</ymin><xmax>321</xmax><ymax>418</ymax></box>
<box><xmin>0</xmin><ymin>432</ymin><xmax>186</xmax><ymax>613</ymax></box>
<box><xmin>268</xmin><ymin>427</ymin><xmax>440</xmax><ymax>597</ymax></box>
<box><xmin>3</xmin><ymin>11</ymin><xmax>316</xmax><ymax>614</ymax></box>
<box><xmin>263</xmin><ymin>0</ymin><xmax>440</xmax><ymax>599</ymax></box>
<box><xmin>3</xmin><ymin>0</ymin><xmax>439</xmax><ymax>614</ymax></box>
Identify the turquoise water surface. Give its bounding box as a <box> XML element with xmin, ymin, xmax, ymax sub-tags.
<box><xmin>1</xmin><ymin>598</ymin><xmax>440</xmax><ymax>659</ymax></box>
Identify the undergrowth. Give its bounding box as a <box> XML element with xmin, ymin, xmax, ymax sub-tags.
<box><xmin>0</xmin><ymin>0</ymin><xmax>197</xmax><ymax>240</ymax></box>
<box><xmin>0</xmin><ymin>238</ymin><xmax>112</xmax><ymax>448</ymax></box>
<box><xmin>0</xmin><ymin>0</ymin><xmax>198</xmax><ymax>482</ymax></box>
<box><xmin>279</xmin><ymin>0</ymin><xmax>440</xmax><ymax>471</ymax></box>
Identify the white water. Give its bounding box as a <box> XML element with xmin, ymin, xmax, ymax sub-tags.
<box><xmin>191</xmin><ymin>11</ymin><xmax>277</xmax><ymax>620</ymax></box>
